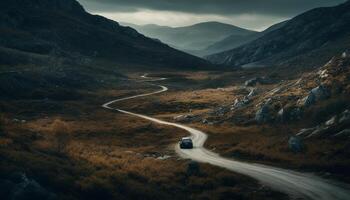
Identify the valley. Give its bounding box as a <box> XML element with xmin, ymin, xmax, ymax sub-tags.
<box><xmin>1</xmin><ymin>0</ymin><xmax>350</xmax><ymax>199</ymax></box>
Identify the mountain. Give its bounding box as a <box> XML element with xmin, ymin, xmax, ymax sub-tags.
<box><xmin>123</xmin><ymin>22</ymin><xmax>257</xmax><ymax>54</ymax></box>
<box><xmin>0</xmin><ymin>0</ymin><xmax>210</xmax><ymax>69</ymax></box>
<box><xmin>203</xmin><ymin>21</ymin><xmax>288</xmax><ymax>56</ymax></box>
<box><xmin>206</xmin><ymin>1</ymin><xmax>350</xmax><ymax>68</ymax></box>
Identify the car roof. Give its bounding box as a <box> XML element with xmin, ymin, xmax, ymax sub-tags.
<box><xmin>182</xmin><ymin>137</ymin><xmax>192</xmax><ymax>140</ymax></box>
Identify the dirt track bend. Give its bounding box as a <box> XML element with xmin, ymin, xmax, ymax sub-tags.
<box><xmin>102</xmin><ymin>74</ymin><xmax>350</xmax><ymax>200</ymax></box>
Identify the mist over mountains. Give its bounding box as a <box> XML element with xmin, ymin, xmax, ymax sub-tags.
<box><xmin>123</xmin><ymin>22</ymin><xmax>257</xmax><ymax>57</ymax></box>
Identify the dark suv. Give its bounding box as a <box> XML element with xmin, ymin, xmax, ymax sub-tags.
<box><xmin>179</xmin><ymin>137</ymin><xmax>193</xmax><ymax>149</ymax></box>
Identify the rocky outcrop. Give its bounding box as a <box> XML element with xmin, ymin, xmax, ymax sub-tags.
<box><xmin>296</xmin><ymin>110</ymin><xmax>350</xmax><ymax>138</ymax></box>
<box><xmin>299</xmin><ymin>85</ymin><xmax>330</xmax><ymax>107</ymax></box>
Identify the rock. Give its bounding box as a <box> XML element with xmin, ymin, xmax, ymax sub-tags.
<box><xmin>288</xmin><ymin>136</ymin><xmax>304</xmax><ymax>153</ymax></box>
<box><xmin>334</xmin><ymin>129</ymin><xmax>350</xmax><ymax>137</ymax></box>
<box><xmin>339</xmin><ymin>110</ymin><xmax>350</xmax><ymax>125</ymax></box>
<box><xmin>255</xmin><ymin>104</ymin><xmax>271</xmax><ymax>123</ymax></box>
<box><xmin>232</xmin><ymin>97</ymin><xmax>251</xmax><ymax>110</ymax></box>
<box><xmin>247</xmin><ymin>88</ymin><xmax>258</xmax><ymax>98</ymax></box>
<box><xmin>300</xmin><ymin>92</ymin><xmax>315</xmax><ymax>107</ymax></box>
<box><xmin>299</xmin><ymin>85</ymin><xmax>330</xmax><ymax>107</ymax></box>
<box><xmin>174</xmin><ymin>114</ymin><xmax>196</xmax><ymax>122</ymax></box>
<box><xmin>278</xmin><ymin>107</ymin><xmax>302</xmax><ymax>122</ymax></box>
<box><xmin>296</xmin><ymin>127</ymin><xmax>317</xmax><ymax>137</ymax></box>
<box><xmin>325</xmin><ymin>116</ymin><xmax>337</xmax><ymax>126</ymax></box>
<box><xmin>318</xmin><ymin>69</ymin><xmax>329</xmax><ymax>79</ymax></box>
<box><xmin>310</xmin><ymin>85</ymin><xmax>330</xmax><ymax>101</ymax></box>
<box><xmin>306</xmin><ymin>126</ymin><xmax>330</xmax><ymax>138</ymax></box>
<box><xmin>278</xmin><ymin>108</ymin><xmax>284</xmax><ymax>116</ymax></box>
<box><xmin>157</xmin><ymin>155</ymin><xmax>171</xmax><ymax>160</ymax></box>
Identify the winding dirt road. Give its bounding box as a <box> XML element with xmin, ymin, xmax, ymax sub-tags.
<box><xmin>102</xmin><ymin>74</ymin><xmax>350</xmax><ymax>200</ymax></box>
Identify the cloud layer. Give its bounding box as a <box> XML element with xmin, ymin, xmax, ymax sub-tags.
<box><xmin>78</xmin><ymin>0</ymin><xmax>346</xmax><ymax>16</ymax></box>
<box><xmin>77</xmin><ymin>0</ymin><xmax>346</xmax><ymax>30</ymax></box>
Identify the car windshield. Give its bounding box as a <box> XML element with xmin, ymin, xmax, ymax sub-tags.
<box><xmin>182</xmin><ymin>139</ymin><xmax>192</xmax><ymax>143</ymax></box>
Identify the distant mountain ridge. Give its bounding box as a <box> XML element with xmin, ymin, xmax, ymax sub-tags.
<box><xmin>206</xmin><ymin>1</ymin><xmax>350</xmax><ymax>68</ymax></box>
<box><xmin>199</xmin><ymin>20</ymin><xmax>288</xmax><ymax>56</ymax></box>
<box><xmin>123</xmin><ymin>22</ymin><xmax>257</xmax><ymax>55</ymax></box>
<box><xmin>0</xmin><ymin>0</ymin><xmax>210</xmax><ymax>69</ymax></box>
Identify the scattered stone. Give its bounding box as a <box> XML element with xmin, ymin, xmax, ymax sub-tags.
<box><xmin>174</xmin><ymin>114</ymin><xmax>196</xmax><ymax>122</ymax></box>
<box><xmin>325</xmin><ymin>116</ymin><xmax>337</xmax><ymax>126</ymax></box>
<box><xmin>288</xmin><ymin>136</ymin><xmax>304</xmax><ymax>153</ymax></box>
<box><xmin>232</xmin><ymin>97</ymin><xmax>250</xmax><ymax>110</ymax></box>
<box><xmin>211</xmin><ymin>106</ymin><xmax>230</xmax><ymax>117</ymax></box>
<box><xmin>306</xmin><ymin>126</ymin><xmax>330</xmax><ymax>138</ymax></box>
<box><xmin>296</xmin><ymin>127</ymin><xmax>317</xmax><ymax>137</ymax></box>
<box><xmin>255</xmin><ymin>104</ymin><xmax>271</xmax><ymax>123</ymax></box>
<box><xmin>157</xmin><ymin>155</ymin><xmax>171</xmax><ymax>160</ymax></box>
<box><xmin>247</xmin><ymin>88</ymin><xmax>258</xmax><ymax>98</ymax></box>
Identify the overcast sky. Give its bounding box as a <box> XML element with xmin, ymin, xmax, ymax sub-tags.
<box><xmin>77</xmin><ymin>0</ymin><xmax>346</xmax><ymax>31</ymax></box>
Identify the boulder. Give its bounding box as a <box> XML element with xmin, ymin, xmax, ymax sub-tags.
<box><xmin>310</xmin><ymin>85</ymin><xmax>330</xmax><ymax>101</ymax></box>
<box><xmin>288</xmin><ymin>136</ymin><xmax>304</xmax><ymax>153</ymax></box>
<box><xmin>300</xmin><ymin>93</ymin><xmax>315</xmax><ymax>107</ymax></box>
<box><xmin>255</xmin><ymin>104</ymin><xmax>271</xmax><ymax>123</ymax></box>
<box><xmin>278</xmin><ymin>107</ymin><xmax>302</xmax><ymax>122</ymax></box>
<box><xmin>299</xmin><ymin>85</ymin><xmax>330</xmax><ymax>107</ymax></box>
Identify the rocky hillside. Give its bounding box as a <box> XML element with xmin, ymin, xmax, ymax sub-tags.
<box><xmin>206</xmin><ymin>1</ymin><xmax>350</xmax><ymax>68</ymax></box>
<box><xmin>124</xmin><ymin>22</ymin><xmax>257</xmax><ymax>55</ymax></box>
<box><xmin>0</xmin><ymin>0</ymin><xmax>210</xmax><ymax>69</ymax></box>
<box><xmin>202</xmin><ymin>50</ymin><xmax>350</xmax><ymax>140</ymax></box>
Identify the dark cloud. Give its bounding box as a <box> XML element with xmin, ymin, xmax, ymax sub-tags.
<box><xmin>78</xmin><ymin>0</ymin><xmax>346</xmax><ymax>17</ymax></box>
